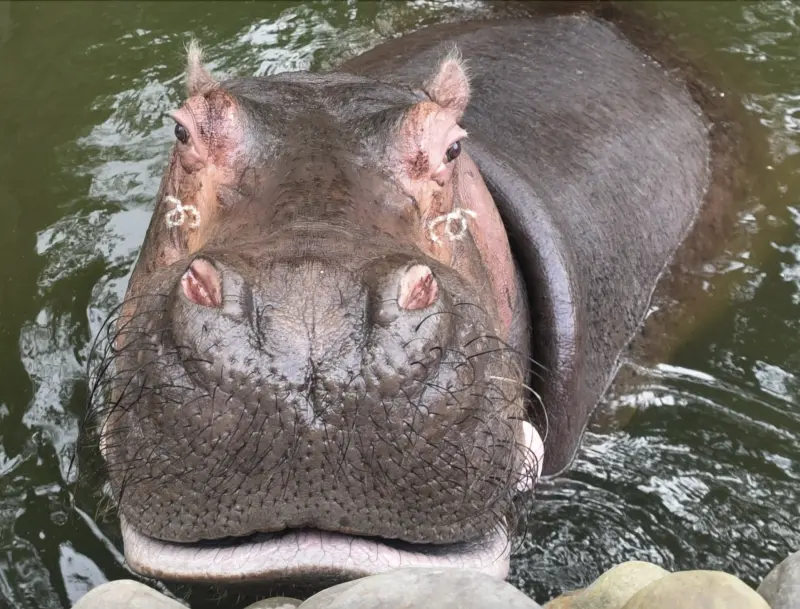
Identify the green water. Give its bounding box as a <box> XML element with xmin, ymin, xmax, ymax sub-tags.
<box><xmin>0</xmin><ymin>1</ymin><xmax>798</xmax><ymax>607</ymax></box>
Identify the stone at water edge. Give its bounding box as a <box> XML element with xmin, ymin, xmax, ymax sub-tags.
<box><xmin>300</xmin><ymin>567</ymin><xmax>542</xmax><ymax>609</ymax></box>
<box><xmin>544</xmin><ymin>561</ymin><xmax>669</xmax><ymax>609</ymax></box>
<box><xmin>294</xmin><ymin>579</ymin><xmax>363</xmax><ymax>609</ymax></box>
<box><xmin>622</xmin><ymin>570</ymin><xmax>770</xmax><ymax>609</ymax></box>
<box><xmin>757</xmin><ymin>549</ymin><xmax>800</xmax><ymax>609</ymax></box>
<box><xmin>72</xmin><ymin>580</ymin><xmax>187</xmax><ymax>609</ymax></box>
<box><xmin>243</xmin><ymin>598</ymin><xmax>302</xmax><ymax>609</ymax></box>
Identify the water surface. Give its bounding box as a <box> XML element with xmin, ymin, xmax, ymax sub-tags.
<box><xmin>0</xmin><ymin>1</ymin><xmax>798</xmax><ymax>607</ymax></box>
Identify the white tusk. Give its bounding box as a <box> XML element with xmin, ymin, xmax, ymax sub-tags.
<box><xmin>516</xmin><ymin>420</ymin><xmax>545</xmax><ymax>492</ymax></box>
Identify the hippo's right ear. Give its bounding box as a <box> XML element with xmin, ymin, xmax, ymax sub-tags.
<box><xmin>186</xmin><ymin>39</ymin><xmax>219</xmax><ymax>97</ymax></box>
<box><xmin>425</xmin><ymin>47</ymin><xmax>470</xmax><ymax>119</ymax></box>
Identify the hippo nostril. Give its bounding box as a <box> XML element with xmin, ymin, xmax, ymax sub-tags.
<box><xmin>181</xmin><ymin>257</ymin><xmax>222</xmax><ymax>308</ymax></box>
<box><xmin>398</xmin><ymin>264</ymin><xmax>439</xmax><ymax>310</ymax></box>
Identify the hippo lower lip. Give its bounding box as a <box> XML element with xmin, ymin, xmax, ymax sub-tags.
<box><xmin>120</xmin><ymin>521</ymin><xmax>512</xmax><ymax>583</ymax></box>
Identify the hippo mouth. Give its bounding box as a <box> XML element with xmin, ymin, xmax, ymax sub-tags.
<box><xmin>120</xmin><ymin>521</ymin><xmax>513</xmax><ymax>583</ymax></box>
<box><xmin>114</xmin><ymin>420</ymin><xmax>544</xmax><ymax>584</ymax></box>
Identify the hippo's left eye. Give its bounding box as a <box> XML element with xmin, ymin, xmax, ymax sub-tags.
<box><xmin>174</xmin><ymin>123</ymin><xmax>190</xmax><ymax>144</ymax></box>
<box><xmin>445</xmin><ymin>141</ymin><xmax>462</xmax><ymax>163</ymax></box>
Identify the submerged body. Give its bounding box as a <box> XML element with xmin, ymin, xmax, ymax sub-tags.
<box><xmin>92</xmin><ymin>0</ymin><xmax>744</xmax><ymax>593</ymax></box>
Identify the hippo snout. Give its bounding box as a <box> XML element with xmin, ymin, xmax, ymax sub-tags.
<box><xmin>106</xmin><ymin>242</ymin><xmax>530</xmax><ymax>551</ymax></box>
<box><xmin>168</xmin><ymin>253</ymin><xmax>453</xmax><ymax>434</ymax></box>
<box><xmin>175</xmin><ymin>255</ymin><xmax>442</xmax><ymax>343</ymax></box>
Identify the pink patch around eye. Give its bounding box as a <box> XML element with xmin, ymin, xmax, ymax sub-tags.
<box><xmin>171</xmin><ymin>105</ymin><xmax>208</xmax><ymax>171</ymax></box>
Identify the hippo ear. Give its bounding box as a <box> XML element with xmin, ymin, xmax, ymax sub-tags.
<box><xmin>186</xmin><ymin>39</ymin><xmax>218</xmax><ymax>97</ymax></box>
<box><xmin>425</xmin><ymin>48</ymin><xmax>470</xmax><ymax>118</ymax></box>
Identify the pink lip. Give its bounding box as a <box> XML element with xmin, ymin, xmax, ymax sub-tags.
<box><xmin>121</xmin><ymin>519</ymin><xmax>512</xmax><ymax>583</ymax></box>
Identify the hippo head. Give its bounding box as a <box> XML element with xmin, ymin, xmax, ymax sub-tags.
<box><xmin>94</xmin><ymin>43</ymin><xmax>543</xmax><ymax>587</ymax></box>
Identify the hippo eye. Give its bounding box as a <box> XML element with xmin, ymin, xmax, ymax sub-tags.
<box><xmin>445</xmin><ymin>140</ymin><xmax>461</xmax><ymax>163</ymax></box>
<box><xmin>174</xmin><ymin>123</ymin><xmax>190</xmax><ymax>144</ymax></box>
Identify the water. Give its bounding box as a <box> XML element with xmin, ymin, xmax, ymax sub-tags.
<box><xmin>0</xmin><ymin>1</ymin><xmax>798</xmax><ymax>607</ymax></box>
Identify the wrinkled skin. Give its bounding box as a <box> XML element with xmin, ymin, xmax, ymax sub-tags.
<box><xmin>89</xmin><ymin>0</ymin><xmax>746</xmax><ymax>594</ymax></box>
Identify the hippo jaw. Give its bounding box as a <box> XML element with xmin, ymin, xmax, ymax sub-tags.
<box><xmin>102</xmin><ymin>253</ymin><xmax>544</xmax><ymax>582</ymax></box>
<box><xmin>93</xmin><ymin>44</ymin><xmax>544</xmax><ymax>586</ymax></box>
<box><xmin>112</xmin><ymin>405</ymin><xmax>543</xmax><ymax>584</ymax></box>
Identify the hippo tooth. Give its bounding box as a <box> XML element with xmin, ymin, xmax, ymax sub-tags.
<box><xmin>517</xmin><ymin>420</ymin><xmax>545</xmax><ymax>492</ymax></box>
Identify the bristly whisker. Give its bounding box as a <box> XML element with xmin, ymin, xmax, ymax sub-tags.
<box><xmin>489</xmin><ymin>375</ymin><xmax>549</xmax><ymax>446</ymax></box>
<box><xmin>464</xmin><ymin>332</ymin><xmax>549</xmax><ymax>373</ymax></box>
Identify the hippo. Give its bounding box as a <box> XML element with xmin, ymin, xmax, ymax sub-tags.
<box><xmin>90</xmin><ymin>0</ymin><xmax>748</xmax><ymax>597</ymax></box>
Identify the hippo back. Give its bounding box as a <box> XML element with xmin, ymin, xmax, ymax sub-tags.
<box><xmin>343</xmin><ymin>12</ymin><xmax>712</xmax><ymax>475</ymax></box>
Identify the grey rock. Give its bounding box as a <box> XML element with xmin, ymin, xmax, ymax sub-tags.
<box><xmin>295</xmin><ymin>580</ymin><xmax>363</xmax><ymax>609</ymax></box>
<box><xmin>243</xmin><ymin>598</ymin><xmax>302</xmax><ymax>609</ymax></box>
<box><xmin>757</xmin><ymin>549</ymin><xmax>800</xmax><ymax>608</ymax></box>
<box><xmin>72</xmin><ymin>580</ymin><xmax>187</xmax><ymax>609</ymax></box>
<box><xmin>300</xmin><ymin>567</ymin><xmax>541</xmax><ymax>609</ymax></box>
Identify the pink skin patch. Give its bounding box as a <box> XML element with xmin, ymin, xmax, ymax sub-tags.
<box><xmin>390</xmin><ymin>55</ymin><xmax>517</xmax><ymax>337</ymax></box>
<box><xmin>121</xmin><ymin>521</ymin><xmax>512</xmax><ymax>584</ymax></box>
<box><xmin>398</xmin><ymin>264</ymin><xmax>438</xmax><ymax>310</ymax></box>
<box><xmin>157</xmin><ymin>85</ymin><xmax>244</xmax><ymax>264</ymax></box>
<box><xmin>394</xmin><ymin>103</ymin><xmax>466</xmax><ymax>193</ymax></box>
<box><xmin>181</xmin><ymin>258</ymin><xmax>221</xmax><ymax>308</ymax></box>
<box><xmin>171</xmin><ymin>104</ymin><xmax>209</xmax><ymax>172</ymax></box>
<box><xmin>454</xmin><ymin>154</ymin><xmax>517</xmax><ymax>335</ymax></box>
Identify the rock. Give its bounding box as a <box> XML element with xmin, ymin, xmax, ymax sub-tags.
<box><xmin>757</xmin><ymin>549</ymin><xmax>800</xmax><ymax>608</ymax></box>
<box><xmin>296</xmin><ymin>579</ymin><xmax>363</xmax><ymax>609</ymax></box>
<box><xmin>544</xmin><ymin>561</ymin><xmax>668</xmax><ymax>609</ymax></box>
<box><xmin>300</xmin><ymin>567</ymin><xmax>542</xmax><ymax>609</ymax></box>
<box><xmin>243</xmin><ymin>598</ymin><xmax>302</xmax><ymax>609</ymax></box>
<box><xmin>622</xmin><ymin>570</ymin><xmax>770</xmax><ymax>609</ymax></box>
<box><xmin>72</xmin><ymin>580</ymin><xmax>187</xmax><ymax>609</ymax></box>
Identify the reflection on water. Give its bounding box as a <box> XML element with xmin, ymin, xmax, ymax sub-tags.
<box><xmin>0</xmin><ymin>1</ymin><xmax>798</xmax><ymax>607</ymax></box>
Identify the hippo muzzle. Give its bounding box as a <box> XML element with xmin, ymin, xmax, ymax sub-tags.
<box><xmin>94</xmin><ymin>44</ymin><xmax>542</xmax><ymax>586</ymax></box>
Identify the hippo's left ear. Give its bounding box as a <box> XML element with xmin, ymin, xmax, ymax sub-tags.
<box><xmin>425</xmin><ymin>48</ymin><xmax>470</xmax><ymax>119</ymax></box>
<box><xmin>186</xmin><ymin>39</ymin><xmax>219</xmax><ymax>97</ymax></box>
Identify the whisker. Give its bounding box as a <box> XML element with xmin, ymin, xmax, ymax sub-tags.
<box><xmin>489</xmin><ymin>374</ymin><xmax>549</xmax><ymax>446</ymax></box>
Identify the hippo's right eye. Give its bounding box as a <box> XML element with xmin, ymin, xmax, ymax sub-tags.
<box><xmin>174</xmin><ymin>123</ymin><xmax>190</xmax><ymax>144</ymax></box>
<box><xmin>445</xmin><ymin>140</ymin><xmax>462</xmax><ymax>163</ymax></box>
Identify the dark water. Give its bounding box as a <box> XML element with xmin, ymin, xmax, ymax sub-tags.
<box><xmin>0</xmin><ymin>1</ymin><xmax>798</xmax><ymax>607</ymax></box>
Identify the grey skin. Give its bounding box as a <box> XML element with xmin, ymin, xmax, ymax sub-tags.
<box><xmin>90</xmin><ymin>0</ymin><xmax>748</xmax><ymax>594</ymax></box>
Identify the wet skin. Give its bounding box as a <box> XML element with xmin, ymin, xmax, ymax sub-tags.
<box><xmin>90</xmin><ymin>0</ymin><xmax>747</xmax><ymax>592</ymax></box>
